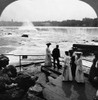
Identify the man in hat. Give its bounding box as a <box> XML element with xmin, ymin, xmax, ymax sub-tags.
<box><xmin>52</xmin><ymin>45</ymin><xmax>60</xmax><ymax>70</ymax></box>
<box><xmin>44</xmin><ymin>43</ymin><xmax>52</xmax><ymax>67</ymax></box>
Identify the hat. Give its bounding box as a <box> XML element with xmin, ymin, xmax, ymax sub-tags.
<box><xmin>46</xmin><ymin>43</ymin><xmax>51</xmax><ymax>46</ymax></box>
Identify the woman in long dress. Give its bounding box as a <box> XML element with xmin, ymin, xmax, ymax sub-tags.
<box><xmin>44</xmin><ymin>43</ymin><xmax>52</xmax><ymax>67</ymax></box>
<box><xmin>62</xmin><ymin>51</ymin><xmax>73</xmax><ymax>81</ymax></box>
<box><xmin>75</xmin><ymin>53</ymin><xmax>84</xmax><ymax>83</ymax></box>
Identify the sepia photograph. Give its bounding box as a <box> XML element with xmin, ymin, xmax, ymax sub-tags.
<box><xmin>0</xmin><ymin>0</ymin><xmax>98</xmax><ymax>100</ymax></box>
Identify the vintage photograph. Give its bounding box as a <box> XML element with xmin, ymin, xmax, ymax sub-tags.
<box><xmin>0</xmin><ymin>0</ymin><xmax>98</xmax><ymax>100</ymax></box>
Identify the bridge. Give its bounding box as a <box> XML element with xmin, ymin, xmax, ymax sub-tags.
<box><xmin>0</xmin><ymin>0</ymin><xmax>98</xmax><ymax>17</ymax></box>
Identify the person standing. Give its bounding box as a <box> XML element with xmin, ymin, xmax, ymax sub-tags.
<box><xmin>45</xmin><ymin>43</ymin><xmax>52</xmax><ymax>67</ymax></box>
<box><xmin>52</xmin><ymin>45</ymin><xmax>60</xmax><ymax>70</ymax></box>
<box><xmin>89</xmin><ymin>53</ymin><xmax>98</xmax><ymax>84</ymax></box>
<box><xmin>62</xmin><ymin>51</ymin><xmax>73</xmax><ymax>81</ymax></box>
<box><xmin>69</xmin><ymin>50</ymin><xmax>76</xmax><ymax>80</ymax></box>
<box><xmin>89</xmin><ymin>53</ymin><xmax>98</xmax><ymax>100</ymax></box>
<box><xmin>75</xmin><ymin>53</ymin><xmax>84</xmax><ymax>83</ymax></box>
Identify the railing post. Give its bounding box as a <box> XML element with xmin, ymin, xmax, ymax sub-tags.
<box><xmin>19</xmin><ymin>55</ymin><xmax>21</xmax><ymax>71</ymax></box>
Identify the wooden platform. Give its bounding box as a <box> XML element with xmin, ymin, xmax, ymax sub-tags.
<box><xmin>18</xmin><ymin>64</ymin><xmax>97</xmax><ymax>100</ymax></box>
<box><xmin>43</xmin><ymin>75</ymin><xmax>96</xmax><ymax>100</ymax></box>
<box><xmin>40</xmin><ymin>66</ymin><xmax>96</xmax><ymax>100</ymax></box>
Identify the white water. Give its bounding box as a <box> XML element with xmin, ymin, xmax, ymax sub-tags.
<box><xmin>19</xmin><ymin>21</ymin><xmax>37</xmax><ymax>31</ymax></box>
<box><xmin>0</xmin><ymin>26</ymin><xmax>98</xmax><ymax>64</ymax></box>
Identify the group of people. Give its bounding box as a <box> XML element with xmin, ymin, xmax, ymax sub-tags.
<box><xmin>0</xmin><ymin>54</ymin><xmax>38</xmax><ymax>100</ymax></box>
<box><xmin>44</xmin><ymin>43</ymin><xmax>85</xmax><ymax>83</ymax></box>
<box><xmin>63</xmin><ymin>50</ymin><xmax>84</xmax><ymax>83</ymax></box>
<box><xmin>45</xmin><ymin>43</ymin><xmax>60</xmax><ymax>71</ymax></box>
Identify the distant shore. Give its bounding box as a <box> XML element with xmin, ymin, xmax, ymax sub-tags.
<box><xmin>0</xmin><ymin>18</ymin><xmax>98</xmax><ymax>27</ymax></box>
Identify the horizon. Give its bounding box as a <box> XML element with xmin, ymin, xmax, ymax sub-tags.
<box><xmin>0</xmin><ymin>17</ymin><xmax>97</xmax><ymax>22</ymax></box>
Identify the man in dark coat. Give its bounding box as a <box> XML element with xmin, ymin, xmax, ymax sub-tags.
<box><xmin>89</xmin><ymin>53</ymin><xmax>98</xmax><ymax>86</ymax></box>
<box><xmin>69</xmin><ymin>50</ymin><xmax>76</xmax><ymax>80</ymax></box>
<box><xmin>89</xmin><ymin>53</ymin><xmax>98</xmax><ymax>100</ymax></box>
<box><xmin>52</xmin><ymin>45</ymin><xmax>60</xmax><ymax>70</ymax></box>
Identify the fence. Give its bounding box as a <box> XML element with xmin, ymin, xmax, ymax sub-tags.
<box><xmin>2</xmin><ymin>53</ymin><xmax>93</xmax><ymax>74</ymax></box>
<box><xmin>3</xmin><ymin>53</ymin><xmax>45</xmax><ymax>71</ymax></box>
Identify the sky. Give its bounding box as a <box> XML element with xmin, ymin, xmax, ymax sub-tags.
<box><xmin>0</xmin><ymin>0</ymin><xmax>97</xmax><ymax>21</ymax></box>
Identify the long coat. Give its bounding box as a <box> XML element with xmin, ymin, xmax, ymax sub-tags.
<box><xmin>52</xmin><ymin>48</ymin><xmax>60</xmax><ymax>59</ymax></box>
<box><xmin>89</xmin><ymin>58</ymin><xmax>98</xmax><ymax>88</ymax></box>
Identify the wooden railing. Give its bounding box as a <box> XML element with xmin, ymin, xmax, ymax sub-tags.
<box><xmin>3</xmin><ymin>53</ymin><xmax>92</xmax><ymax>73</ymax></box>
<box><xmin>3</xmin><ymin>53</ymin><xmax>45</xmax><ymax>71</ymax></box>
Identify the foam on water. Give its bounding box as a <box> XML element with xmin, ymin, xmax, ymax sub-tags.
<box><xmin>0</xmin><ymin>26</ymin><xmax>98</xmax><ymax>63</ymax></box>
<box><xmin>19</xmin><ymin>21</ymin><xmax>37</xmax><ymax>31</ymax></box>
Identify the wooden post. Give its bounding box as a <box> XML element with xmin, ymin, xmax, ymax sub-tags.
<box><xmin>19</xmin><ymin>55</ymin><xmax>21</xmax><ymax>71</ymax></box>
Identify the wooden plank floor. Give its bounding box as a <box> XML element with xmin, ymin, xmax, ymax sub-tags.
<box><xmin>18</xmin><ymin>64</ymin><xmax>97</xmax><ymax>100</ymax></box>
<box><xmin>41</xmin><ymin>66</ymin><xmax>96</xmax><ymax>100</ymax></box>
<box><xmin>43</xmin><ymin>75</ymin><xmax>96</xmax><ymax>100</ymax></box>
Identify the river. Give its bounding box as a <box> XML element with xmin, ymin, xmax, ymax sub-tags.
<box><xmin>0</xmin><ymin>26</ymin><xmax>98</xmax><ymax>64</ymax></box>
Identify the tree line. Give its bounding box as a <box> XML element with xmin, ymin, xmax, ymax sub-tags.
<box><xmin>33</xmin><ymin>18</ymin><xmax>98</xmax><ymax>27</ymax></box>
<box><xmin>0</xmin><ymin>18</ymin><xmax>98</xmax><ymax>27</ymax></box>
